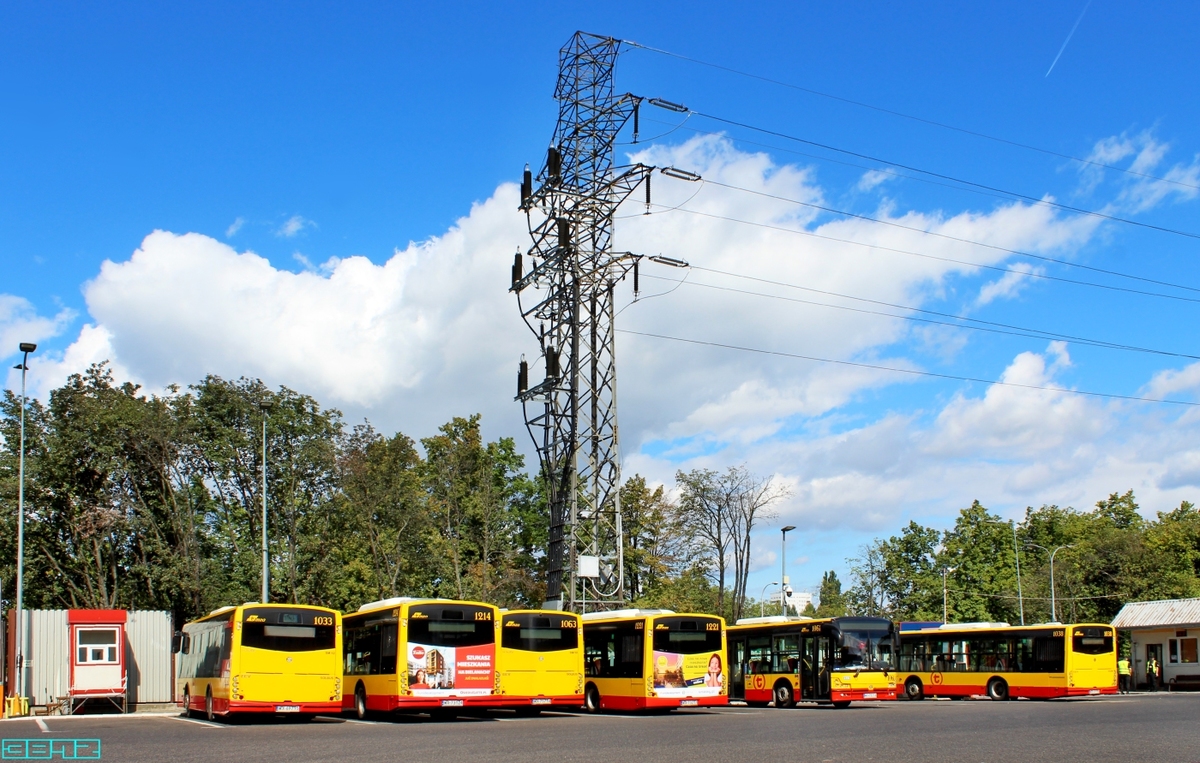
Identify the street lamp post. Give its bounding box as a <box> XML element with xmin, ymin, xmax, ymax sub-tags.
<box><xmin>982</xmin><ymin>519</ymin><xmax>1025</xmax><ymax>626</ymax></box>
<box><xmin>1026</xmin><ymin>543</ymin><xmax>1074</xmax><ymax>622</ymax></box>
<box><xmin>780</xmin><ymin>525</ymin><xmax>795</xmax><ymax>615</ymax></box>
<box><xmin>942</xmin><ymin>566</ymin><xmax>958</xmax><ymax>624</ymax></box>
<box><xmin>13</xmin><ymin>341</ymin><xmax>36</xmax><ymax>701</ymax></box>
<box><xmin>260</xmin><ymin>402</ymin><xmax>271</xmax><ymax>604</ymax></box>
<box><xmin>760</xmin><ymin>582</ymin><xmax>779</xmax><ymax>618</ymax></box>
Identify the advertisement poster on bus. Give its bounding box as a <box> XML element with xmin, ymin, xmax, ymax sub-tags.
<box><xmin>652</xmin><ymin>650</ymin><xmax>724</xmax><ymax>697</ymax></box>
<box><xmin>406</xmin><ymin>642</ymin><xmax>495</xmax><ymax>696</ymax></box>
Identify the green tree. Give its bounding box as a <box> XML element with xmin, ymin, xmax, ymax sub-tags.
<box><xmin>816</xmin><ymin>570</ymin><xmax>846</xmax><ymax>617</ymax></box>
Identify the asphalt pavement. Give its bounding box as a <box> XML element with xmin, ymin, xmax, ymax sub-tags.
<box><xmin>2</xmin><ymin>693</ymin><xmax>1197</xmax><ymax>763</ymax></box>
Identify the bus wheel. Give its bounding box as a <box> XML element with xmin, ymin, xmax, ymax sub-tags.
<box><xmin>905</xmin><ymin>678</ymin><xmax>924</xmax><ymax>701</ymax></box>
<box><xmin>354</xmin><ymin>683</ymin><xmax>368</xmax><ymax>720</ymax></box>
<box><xmin>584</xmin><ymin>684</ymin><xmax>601</xmax><ymax>714</ymax></box>
<box><xmin>205</xmin><ymin>688</ymin><xmax>215</xmax><ymax>722</ymax></box>
<box><xmin>987</xmin><ymin>678</ymin><xmax>1009</xmax><ymax>701</ymax></box>
<box><xmin>182</xmin><ymin>689</ymin><xmax>194</xmax><ymax>718</ymax></box>
<box><xmin>832</xmin><ymin>701</ymin><xmax>851</xmax><ymax>709</ymax></box>
<box><xmin>773</xmin><ymin>681</ymin><xmax>795</xmax><ymax>709</ymax></box>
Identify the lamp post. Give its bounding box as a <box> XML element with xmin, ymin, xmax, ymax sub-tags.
<box><xmin>981</xmin><ymin>519</ymin><xmax>1025</xmax><ymax>626</ymax></box>
<box><xmin>760</xmin><ymin>582</ymin><xmax>779</xmax><ymax>618</ymax></box>
<box><xmin>1026</xmin><ymin>543</ymin><xmax>1074</xmax><ymax>622</ymax></box>
<box><xmin>942</xmin><ymin>566</ymin><xmax>958</xmax><ymax>624</ymax></box>
<box><xmin>780</xmin><ymin>525</ymin><xmax>795</xmax><ymax>615</ymax></box>
<box><xmin>260</xmin><ymin>402</ymin><xmax>271</xmax><ymax>604</ymax></box>
<box><xmin>13</xmin><ymin>341</ymin><xmax>36</xmax><ymax>701</ymax></box>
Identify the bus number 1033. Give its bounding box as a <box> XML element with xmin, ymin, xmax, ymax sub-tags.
<box><xmin>313</xmin><ymin>616</ymin><xmax>334</xmax><ymax>626</ymax></box>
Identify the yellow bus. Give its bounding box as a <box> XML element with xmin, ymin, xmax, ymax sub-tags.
<box><xmin>175</xmin><ymin>603</ymin><xmax>342</xmax><ymax>720</ymax></box>
<box><xmin>496</xmin><ymin>609</ymin><xmax>584</xmax><ymax>712</ymax></box>
<box><xmin>897</xmin><ymin>622</ymin><xmax>1118</xmax><ymax>700</ymax></box>
<box><xmin>342</xmin><ymin>597</ymin><xmax>501</xmax><ymax>718</ymax></box>
<box><xmin>727</xmin><ymin>616</ymin><xmax>898</xmax><ymax>708</ymax></box>
<box><xmin>581</xmin><ymin>609</ymin><xmax>728</xmax><ymax>712</ymax></box>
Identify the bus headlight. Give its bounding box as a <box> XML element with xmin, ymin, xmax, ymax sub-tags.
<box><xmin>576</xmin><ymin>674</ymin><xmax>583</xmax><ymax>694</ymax></box>
<box><xmin>231</xmin><ymin>675</ymin><xmax>240</xmax><ymax>696</ymax></box>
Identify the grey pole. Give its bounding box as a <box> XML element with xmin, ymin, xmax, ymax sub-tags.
<box><xmin>261</xmin><ymin>403</ymin><xmax>270</xmax><ymax>604</ymax></box>
<box><xmin>780</xmin><ymin>525</ymin><xmax>795</xmax><ymax>616</ymax></box>
<box><xmin>1025</xmin><ymin>542</ymin><xmax>1072</xmax><ymax>622</ymax></box>
<box><xmin>1012</xmin><ymin>521</ymin><xmax>1025</xmax><ymax>626</ymax></box>
<box><xmin>14</xmin><ymin>342</ymin><xmax>36</xmax><ymax>701</ymax></box>
<box><xmin>760</xmin><ymin>582</ymin><xmax>778</xmax><ymax>618</ymax></box>
<box><xmin>942</xmin><ymin>566</ymin><xmax>957</xmax><ymax>624</ymax></box>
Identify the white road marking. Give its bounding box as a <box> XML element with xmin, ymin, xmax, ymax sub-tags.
<box><xmin>35</xmin><ymin>718</ymin><xmax>49</xmax><ymax>733</ymax></box>
<box><xmin>170</xmin><ymin>715</ymin><xmax>225</xmax><ymax>728</ymax></box>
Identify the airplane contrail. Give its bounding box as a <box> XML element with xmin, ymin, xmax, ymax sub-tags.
<box><xmin>1046</xmin><ymin>0</ymin><xmax>1092</xmax><ymax>77</ymax></box>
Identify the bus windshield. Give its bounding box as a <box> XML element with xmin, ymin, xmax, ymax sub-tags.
<box><xmin>833</xmin><ymin>619</ymin><xmax>895</xmax><ymax>671</ymax></box>
<box><xmin>241</xmin><ymin>607</ymin><xmax>336</xmax><ymax>652</ymax></box>
<box><xmin>408</xmin><ymin>606</ymin><xmax>494</xmax><ymax>648</ymax></box>
<box><xmin>652</xmin><ymin>617</ymin><xmax>723</xmax><ymax>655</ymax></box>
<box><xmin>502</xmin><ymin>614</ymin><xmax>579</xmax><ymax>652</ymax></box>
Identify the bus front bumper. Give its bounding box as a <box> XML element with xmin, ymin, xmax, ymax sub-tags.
<box><xmin>226</xmin><ymin>699</ymin><xmax>342</xmax><ymax>715</ymax></box>
<box><xmin>831</xmin><ymin>688</ymin><xmax>898</xmax><ymax>701</ymax></box>
<box><xmin>495</xmin><ymin>694</ymin><xmax>584</xmax><ymax>708</ymax></box>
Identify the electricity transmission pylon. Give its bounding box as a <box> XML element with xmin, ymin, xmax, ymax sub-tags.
<box><xmin>511</xmin><ymin>32</ymin><xmax>656</xmax><ymax>611</ymax></box>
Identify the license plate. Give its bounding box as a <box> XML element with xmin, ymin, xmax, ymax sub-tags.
<box><xmin>1089</xmin><ymin>690</ymin><xmax>1100</xmax><ymax>695</ymax></box>
<box><xmin>275</xmin><ymin>705</ymin><xmax>300</xmax><ymax>713</ymax></box>
<box><xmin>441</xmin><ymin>699</ymin><xmax>464</xmax><ymax>707</ymax></box>
<box><xmin>531</xmin><ymin>698</ymin><xmax>552</xmax><ymax>705</ymax></box>
<box><xmin>680</xmin><ymin>699</ymin><xmax>698</xmax><ymax>707</ymax></box>
<box><xmin>863</xmin><ymin>692</ymin><xmax>877</xmax><ymax>699</ymax></box>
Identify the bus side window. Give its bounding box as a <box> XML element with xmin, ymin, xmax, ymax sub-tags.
<box><xmin>380</xmin><ymin>624</ymin><xmax>398</xmax><ymax>674</ymax></box>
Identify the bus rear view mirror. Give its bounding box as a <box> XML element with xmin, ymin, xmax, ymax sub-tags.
<box><xmin>171</xmin><ymin>632</ymin><xmax>181</xmax><ymax>654</ymax></box>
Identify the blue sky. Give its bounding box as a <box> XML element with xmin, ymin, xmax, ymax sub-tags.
<box><xmin>3</xmin><ymin>2</ymin><xmax>1199</xmax><ymax>601</ymax></box>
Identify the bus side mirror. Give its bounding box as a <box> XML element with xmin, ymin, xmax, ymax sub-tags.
<box><xmin>179</xmin><ymin>633</ymin><xmax>191</xmax><ymax>655</ymax></box>
<box><xmin>171</xmin><ymin>632</ymin><xmax>182</xmax><ymax>654</ymax></box>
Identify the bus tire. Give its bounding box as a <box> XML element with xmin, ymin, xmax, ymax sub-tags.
<box><xmin>832</xmin><ymin>701</ymin><xmax>851</xmax><ymax>709</ymax></box>
<box><xmin>205</xmin><ymin>687</ymin><xmax>215</xmax><ymax>722</ymax></box>
<box><xmin>182</xmin><ymin>688</ymin><xmax>194</xmax><ymax>718</ymax></box>
<box><xmin>773</xmin><ymin>680</ymin><xmax>795</xmax><ymax>709</ymax></box>
<box><xmin>987</xmin><ymin>677</ymin><xmax>1009</xmax><ymax>701</ymax></box>
<box><xmin>354</xmin><ymin>683</ymin><xmax>368</xmax><ymax>720</ymax></box>
<box><xmin>905</xmin><ymin>678</ymin><xmax>924</xmax><ymax>701</ymax></box>
<box><xmin>584</xmin><ymin>683</ymin><xmax>601</xmax><ymax>714</ymax></box>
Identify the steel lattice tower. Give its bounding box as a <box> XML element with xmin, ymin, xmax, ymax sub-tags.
<box><xmin>512</xmin><ymin>32</ymin><xmax>654</xmax><ymax>611</ymax></box>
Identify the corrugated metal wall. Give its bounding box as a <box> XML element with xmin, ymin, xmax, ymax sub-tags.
<box><xmin>17</xmin><ymin>610</ymin><xmax>173</xmax><ymax>707</ymax></box>
<box><xmin>125</xmin><ymin>611</ymin><xmax>173</xmax><ymax>704</ymax></box>
<box><xmin>25</xmin><ymin>610</ymin><xmax>68</xmax><ymax>706</ymax></box>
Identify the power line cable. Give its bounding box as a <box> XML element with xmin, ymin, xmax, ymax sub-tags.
<box><xmin>689</xmin><ymin>111</ymin><xmax>1200</xmax><ymax>241</ymax></box>
<box><xmin>646</xmin><ymin>203</ymin><xmax>1200</xmax><ymax>304</ymax></box>
<box><xmin>699</xmin><ymin>178</ymin><xmax>1200</xmax><ymax>294</ymax></box>
<box><xmin>622</xmin><ymin>39</ymin><xmax>1200</xmax><ymax>192</ymax></box>
<box><xmin>638</xmin><ymin>272</ymin><xmax>1200</xmax><ymax>360</ymax></box>
<box><xmin>617</xmin><ymin>329</ymin><xmax>1200</xmax><ymax>407</ymax></box>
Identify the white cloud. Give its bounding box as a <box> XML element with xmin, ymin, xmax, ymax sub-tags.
<box><xmin>975</xmin><ymin>262</ymin><xmax>1044</xmax><ymax>306</ymax></box>
<box><xmin>856</xmin><ymin>169</ymin><xmax>892</xmax><ymax>192</ymax></box>
<box><xmin>0</xmin><ymin>294</ymin><xmax>75</xmax><ymax>362</ymax></box>
<box><xmin>225</xmin><ymin>217</ymin><xmax>245</xmax><ymax>238</ymax></box>
<box><xmin>1078</xmin><ymin>130</ymin><xmax>1200</xmax><ymax>212</ymax></box>
<box><xmin>275</xmin><ymin>215</ymin><xmax>315</xmax><ymax>238</ymax></box>
<box><xmin>31</xmin><ymin>133</ymin><xmax>1196</xmax><ymax>545</ymax></box>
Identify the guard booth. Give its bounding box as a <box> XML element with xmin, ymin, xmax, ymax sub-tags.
<box><xmin>67</xmin><ymin>610</ymin><xmax>127</xmax><ymax>713</ymax></box>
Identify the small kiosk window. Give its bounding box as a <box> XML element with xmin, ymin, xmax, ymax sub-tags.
<box><xmin>76</xmin><ymin>628</ymin><xmax>119</xmax><ymax>664</ymax></box>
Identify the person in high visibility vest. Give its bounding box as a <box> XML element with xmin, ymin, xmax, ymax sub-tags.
<box><xmin>1147</xmin><ymin>655</ymin><xmax>1160</xmax><ymax>692</ymax></box>
<box><xmin>1118</xmin><ymin>657</ymin><xmax>1131</xmax><ymax>694</ymax></box>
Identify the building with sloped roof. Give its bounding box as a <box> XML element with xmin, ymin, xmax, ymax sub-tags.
<box><xmin>1112</xmin><ymin>598</ymin><xmax>1200</xmax><ymax>690</ymax></box>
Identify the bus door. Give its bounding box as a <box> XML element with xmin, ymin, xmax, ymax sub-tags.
<box><xmin>728</xmin><ymin>635</ymin><xmax>747</xmax><ymax>700</ymax></box>
<box><xmin>801</xmin><ymin>633</ymin><xmax>832</xmax><ymax>700</ymax></box>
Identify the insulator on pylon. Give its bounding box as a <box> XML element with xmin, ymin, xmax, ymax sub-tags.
<box><xmin>645</xmin><ymin>173</ymin><xmax>651</xmax><ymax>214</ymax></box>
<box><xmin>521</xmin><ymin>164</ymin><xmax>532</xmax><ymax>206</ymax></box>
<box><xmin>632</xmin><ymin>101</ymin><xmax>640</xmax><ymax>143</ymax></box>
<box><xmin>518</xmin><ymin>356</ymin><xmax>528</xmax><ymax>395</ymax></box>
<box><xmin>547</xmin><ymin>145</ymin><xmax>562</xmax><ymax>181</ymax></box>
<box><xmin>546</xmin><ymin>346</ymin><xmax>560</xmax><ymax>378</ymax></box>
<box><xmin>633</xmin><ymin>259</ymin><xmax>639</xmax><ymax>296</ymax></box>
<box><xmin>512</xmin><ymin>251</ymin><xmax>523</xmax><ymax>290</ymax></box>
<box><xmin>557</xmin><ymin>218</ymin><xmax>570</xmax><ymax>250</ymax></box>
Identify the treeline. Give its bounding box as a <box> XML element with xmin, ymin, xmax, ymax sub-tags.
<box><xmin>836</xmin><ymin>494</ymin><xmax>1200</xmax><ymax>624</ymax></box>
<box><xmin>0</xmin><ymin>364</ymin><xmax>785</xmax><ymax>626</ymax></box>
